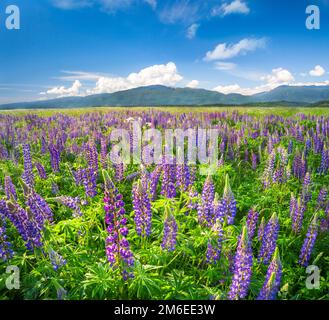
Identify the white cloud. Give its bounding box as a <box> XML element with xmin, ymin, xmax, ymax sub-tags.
<box><xmin>186</xmin><ymin>23</ymin><xmax>199</xmax><ymax>39</ymax></box>
<box><xmin>159</xmin><ymin>1</ymin><xmax>200</xmax><ymax>25</ymax></box>
<box><xmin>90</xmin><ymin>62</ymin><xmax>183</xmax><ymax>94</ymax></box>
<box><xmin>42</xmin><ymin>62</ymin><xmax>183</xmax><ymax>98</ymax></box>
<box><xmin>56</xmin><ymin>71</ymin><xmax>107</xmax><ymax>81</ymax></box>
<box><xmin>215</xmin><ymin>61</ymin><xmax>237</xmax><ymax>70</ymax></box>
<box><xmin>213</xmin><ymin>67</ymin><xmax>295</xmax><ymax>95</ymax></box>
<box><xmin>204</xmin><ymin>38</ymin><xmax>266</xmax><ymax>61</ymax></box>
<box><xmin>186</xmin><ymin>80</ymin><xmax>199</xmax><ymax>88</ymax></box>
<box><xmin>41</xmin><ymin>80</ymin><xmax>83</xmax><ymax>98</ymax></box>
<box><xmin>309</xmin><ymin>65</ymin><xmax>326</xmax><ymax>77</ymax></box>
<box><xmin>261</xmin><ymin>67</ymin><xmax>294</xmax><ymax>86</ymax></box>
<box><xmin>212</xmin><ymin>0</ymin><xmax>250</xmax><ymax>17</ymax></box>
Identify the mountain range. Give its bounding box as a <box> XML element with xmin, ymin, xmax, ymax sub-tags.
<box><xmin>1</xmin><ymin>84</ymin><xmax>329</xmax><ymax>110</ymax></box>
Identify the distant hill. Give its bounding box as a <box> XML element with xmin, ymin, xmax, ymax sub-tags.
<box><xmin>254</xmin><ymin>85</ymin><xmax>329</xmax><ymax>104</ymax></box>
<box><xmin>1</xmin><ymin>84</ymin><xmax>329</xmax><ymax>110</ymax></box>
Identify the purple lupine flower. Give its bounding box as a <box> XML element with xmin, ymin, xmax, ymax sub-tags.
<box><xmin>0</xmin><ymin>213</ymin><xmax>13</xmax><ymax>261</ymax></box>
<box><xmin>291</xmin><ymin>197</ymin><xmax>305</xmax><ymax>234</ymax></box>
<box><xmin>114</xmin><ymin>163</ymin><xmax>124</xmax><ymax>181</ymax></box>
<box><xmin>81</xmin><ymin>168</ymin><xmax>97</xmax><ymax>198</ymax></box>
<box><xmin>161</xmin><ymin>208</ymin><xmax>178</xmax><ymax>252</ymax></box>
<box><xmin>206</xmin><ymin>218</ymin><xmax>223</xmax><ymax>264</ymax></box>
<box><xmin>290</xmin><ymin>193</ymin><xmax>297</xmax><ymax>218</ymax></box>
<box><xmin>140</xmin><ymin>165</ymin><xmax>150</xmax><ymax>191</ymax></box>
<box><xmin>317</xmin><ymin>188</ymin><xmax>327</xmax><ymax>209</ymax></box>
<box><xmin>257</xmin><ymin>247</ymin><xmax>282</xmax><ymax>300</ymax></box>
<box><xmin>187</xmin><ymin>186</ymin><xmax>199</xmax><ymax>212</ymax></box>
<box><xmin>85</xmin><ymin>142</ymin><xmax>99</xmax><ymax>173</ymax></box>
<box><xmin>262</xmin><ymin>150</ymin><xmax>276</xmax><ymax>188</ymax></box>
<box><xmin>220</xmin><ymin>174</ymin><xmax>237</xmax><ymax>225</ymax></box>
<box><xmin>244</xmin><ymin>148</ymin><xmax>249</xmax><ymax>162</ymax></box>
<box><xmin>4</xmin><ymin>176</ymin><xmax>17</xmax><ymax>200</ymax></box>
<box><xmin>0</xmin><ymin>144</ymin><xmax>9</xmax><ymax>160</ymax></box>
<box><xmin>132</xmin><ymin>179</ymin><xmax>152</xmax><ymax>237</ymax></box>
<box><xmin>54</xmin><ymin>196</ymin><xmax>82</xmax><ymax>218</ymax></box>
<box><xmin>292</xmin><ymin>151</ymin><xmax>307</xmax><ymax>180</ymax></box>
<box><xmin>318</xmin><ymin>148</ymin><xmax>329</xmax><ymax>174</ymax></box>
<box><xmin>5</xmin><ymin>201</ymin><xmax>43</xmax><ymax>251</ymax></box>
<box><xmin>41</xmin><ymin>136</ymin><xmax>47</xmax><ymax>154</ymax></box>
<box><xmin>213</xmin><ymin>193</ymin><xmax>225</xmax><ymax>223</ymax></box>
<box><xmin>49</xmin><ymin>144</ymin><xmax>60</xmax><ymax>173</ymax></box>
<box><xmin>227</xmin><ymin>226</ymin><xmax>253</xmax><ymax>300</ymax></box>
<box><xmin>22</xmin><ymin>144</ymin><xmax>34</xmax><ymax>187</ymax></box>
<box><xmin>189</xmin><ymin>164</ymin><xmax>197</xmax><ymax>185</ymax></box>
<box><xmin>35</xmin><ymin>162</ymin><xmax>48</xmax><ymax>180</ymax></box>
<box><xmin>197</xmin><ymin>175</ymin><xmax>215</xmax><ymax>226</ymax></box>
<box><xmin>125</xmin><ymin>171</ymin><xmax>140</xmax><ymax>182</ymax></box>
<box><xmin>161</xmin><ymin>163</ymin><xmax>176</xmax><ymax>198</ymax></box>
<box><xmin>301</xmin><ymin>172</ymin><xmax>311</xmax><ymax>204</ymax></box>
<box><xmin>22</xmin><ymin>180</ymin><xmax>54</xmax><ymax>224</ymax></box>
<box><xmin>258</xmin><ymin>213</ymin><xmax>280</xmax><ymax>265</ymax></box>
<box><xmin>176</xmin><ymin>163</ymin><xmax>191</xmax><ymax>192</ymax></box>
<box><xmin>246</xmin><ymin>207</ymin><xmax>259</xmax><ymax>240</ymax></box>
<box><xmin>150</xmin><ymin>165</ymin><xmax>162</xmax><ymax>201</ymax></box>
<box><xmin>51</xmin><ymin>182</ymin><xmax>60</xmax><ymax>195</ymax></box>
<box><xmin>299</xmin><ymin>213</ymin><xmax>318</xmax><ymax>267</ymax></box>
<box><xmin>72</xmin><ymin>168</ymin><xmax>84</xmax><ymax>186</ymax></box>
<box><xmin>103</xmin><ymin>170</ymin><xmax>134</xmax><ymax>280</ymax></box>
<box><xmin>48</xmin><ymin>249</ymin><xmax>67</xmax><ymax>271</ymax></box>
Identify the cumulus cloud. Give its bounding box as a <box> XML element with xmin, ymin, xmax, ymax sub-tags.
<box><xmin>186</xmin><ymin>23</ymin><xmax>200</xmax><ymax>39</ymax></box>
<box><xmin>204</xmin><ymin>38</ymin><xmax>266</xmax><ymax>61</ymax></box>
<box><xmin>261</xmin><ymin>67</ymin><xmax>294</xmax><ymax>86</ymax></box>
<box><xmin>212</xmin><ymin>0</ymin><xmax>250</xmax><ymax>17</ymax></box>
<box><xmin>40</xmin><ymin>80</ymin><xmax>83</xmax><ymax>98</ymax></box>
<box><xmin>186</xmin><ymin>80</ymin><xmax>199</xmax><ymax>88</ymax></box>
<box><xmin>309</xmin><ymin>65</ymin><xmax>326</xmax><ymax>77</ymax></box>
<box><xmin>213</xmin><ymin>67</ymin><xmax>295</xmax><ymax>95</ymax></box>
<box><xmin>42</xmin><ymin>62</ymin><xmax>183</xmax><ymax>98</ymax></box>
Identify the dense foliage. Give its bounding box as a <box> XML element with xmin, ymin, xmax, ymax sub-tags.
<box><xmin>0</xmin><ymin>108</ymin><xmax>329</xmax><ymax>300</ymax></box>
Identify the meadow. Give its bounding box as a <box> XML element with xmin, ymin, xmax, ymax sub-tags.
<box><xmin>0</xmin><ymin>107</ymin><xmax>329</xmax><ymax>300</ymax></box>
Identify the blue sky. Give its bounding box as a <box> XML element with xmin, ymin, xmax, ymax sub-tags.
<box><xmin>0</xmin><ymin>0</ymin><xmax>329</xmax><ymax>103</ymax></box>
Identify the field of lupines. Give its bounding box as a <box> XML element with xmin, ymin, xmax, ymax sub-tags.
<box><xmin>0</xmin><ymin>108</ymin><xmax>329</xmax><ymax>300</ymax></box>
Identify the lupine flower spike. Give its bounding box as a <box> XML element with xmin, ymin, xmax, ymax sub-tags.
<box><xmin>299</xmin><ymin>213</ymin><xmax>318</xmax><ymax>267</ymax></box>
<box><xmin>227</xmin><ymin>226</ymin><xmax>253</xmax><ymax>300</ymax></box>
<box><xmin>258</xmin><ymin>213</ymin><xmax>280</xmax><ymax>265</ymax></box>
<box><xmin>161</xmin><ymin>207</ymin><xmax>178</xmax><ymax>252</ymax></box>
<box><xmin>103</xmin><ymin>170</ymin><xmax>134</xmax><ymax>280</ymax></box>
<box><xmin>257</xmin><ymin>247</ymin><xmax>282</xmax><ymax>300</ymax></box>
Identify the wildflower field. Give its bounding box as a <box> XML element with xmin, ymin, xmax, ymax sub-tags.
<box><xmin>0</xmin><ymin>107</ymin><xmax>329</xmax><ymax>300</ymax></box>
